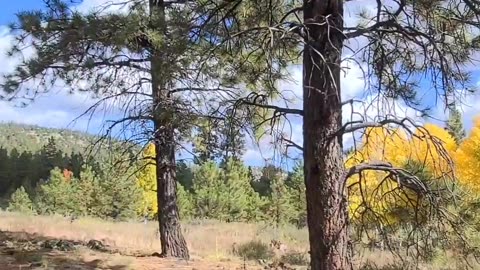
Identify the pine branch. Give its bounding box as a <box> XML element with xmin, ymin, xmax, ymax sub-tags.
<box><xmin>337</xmin><ymin>117</ymin><xmax>418</xmax><ymax>135</ymax></box>
<box><xmin>240</xmin><ymin>99</ymin><xmax>303</xmax><ymax>116</ymax></box>
<box><xmin>282</xmin><ymin>137</ymin><xmax>303</xmax><ymax>151</ymax></box>
<box><xmin>345</xmin><ymin>161</ymin><xmax>430</xmax><ymax>195</ymax></box>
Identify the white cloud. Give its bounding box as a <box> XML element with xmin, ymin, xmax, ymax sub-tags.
<box><xmin>341</xmin><ymin>58</ymin><xmax>367</xmax><ymax>100</ymax></box>
<box><xmin>242</xmin><ymin>148</ymin><xmax>266</xmax><ymax>166</ymax></box>
<box><xmin>0</xmin><ymin>2</ymin><xmax>130</xmax><ymax>132</ymax></box>
<box><xmin>75</xmin><ymin>0</ymin><xmax>133</xmax><ymax>14</ymax></box>
<box><xmin>0</xmin><ymin>96</ymin><xmax>103</xmax><ymax>133</ymax></box>
<box><xmin>3</xmin><ymin>0</ymin><xmax>479</xmax><ymax>168</ymax></box>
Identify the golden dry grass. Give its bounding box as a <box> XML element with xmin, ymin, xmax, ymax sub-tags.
<box><xmin>0</xmin><ymin>211</ymin><xmax>309</xmax><ymax>260</ymax></box>
<box><xmin>0</xmin><ymin>211</ymin><xmax>477</xmax><ymax>269</ymax></box>
<box><xmin>0</xmin><ymin>212</ymin><xmax>272</xmax><ymax>269</ymax></box>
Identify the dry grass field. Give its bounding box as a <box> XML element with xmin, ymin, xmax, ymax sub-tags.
<box><xmin>0</xmin><ymin>211</ymin><xmax>476</xmax><ymax>269</ymax></box>
<box><xmin>0</xmin><ymin>211</ymin><xmax>309</xmax><ymax>269</ymax></box>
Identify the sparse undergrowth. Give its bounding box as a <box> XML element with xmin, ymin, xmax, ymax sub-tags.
<box><xmin>0</xmin><ymin>212</ymin><xmax>480</xmax><ymax>269</ymax></box>
<box><xmin>359</xmin><ymin>261</ymin><xmax>408</xmax><ymax>270</ymax></box>
<box><xmin>233</xmin><ymin>240</ymin><xmax>274</xmax><ymax>261</ymax></box>
<box><xmin>280</xmin><ymin>251</ymin><xmax>309</xmax><ymax>266</ymax></box>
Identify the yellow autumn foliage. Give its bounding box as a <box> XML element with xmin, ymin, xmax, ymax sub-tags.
<box><xmin>136</xmin><ymin>143</ymin><xmax>158</xmax><ymax>218</ymax></box>
<box><xmin>454</xmin><ymin>117</ymin><xmax>480</xmax><ymax>194</ymax></box>
<box><xmin>410</xmin><ymin>123</ymin><xmax>456</xmax><ymax>178</ymax></box>
<box><xmin>347</xmin><ymin>127</ymin><xmax>413</xmax><ymax>225</ymax></box>
<box><xmin>347</xmin><ymin>124</ymin><xmax>456</xmax><ymax>225</ymax></box>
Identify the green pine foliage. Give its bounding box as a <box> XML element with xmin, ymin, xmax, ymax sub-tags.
<box><xmin>7</xmin><ymin>186</ymin><xmax>34</xmax><ymax>214</ymax></box>
<box><xmin>177</xmin><ymin>182</ymin><xmax>194</xmax><ymax>220</ymax></box>
<box><xmin>193</xmin><ymin>161</ymin><xmax>225</xmax><ymax>219</ymax></box>
<box><xmin>221</xmin><ymin>159</ymin><xmax>265</xmax><ymax>222</ymax></box>
<box><xmin>192</xmin><ymin>119</ymin><xmax>221</xmax><ymax>164</ymax></box>
<box><xmin>71</xmin><ymin>166</ymin><xmax>102</xmax><ymax>217</ymax></box>
<box><xmin>177</xmin><ymin>161</ymin><xmax>194</xmax><ymax>191</ymax></box>
<box><xmin>192</xmin><ymin>160</ymin><xmax>265</xmax><ymax>222</ymax></box>
<box><xmin>94</xmin><ymin>154</ymin><xmax>142</xmax><ymax>220</ymax></box>
<box><xmin>0</xmin><ymin>123</ymin><xmax>314</xmax><ymax>225</ymax></box>
<box><xmin>33</xmin><ymin>163</ymin><xmax>142</xmax><ymax>220</ymax></box>
<box><xmin>446</xmin><ymin>107</ymin><xmax>466</xmax><ymax>145</ymax></box>
<box><xmin>286</xmin><ymin>163</ymin><xmax>307</xmax><ymax>228</ymax></box>
<box><xmin>36</xmin><ymin>168</ymin><xmax>76</xmax><ymax>216</ymax></box>
<box><xmin>266</xmin><ymin>175</ymin><xmax>295</xmax><ymax>227</ymax></box>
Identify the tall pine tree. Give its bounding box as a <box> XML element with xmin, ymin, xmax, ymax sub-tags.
<box><xmin>203</xmin><ymin>0</ymin><xmax>480</xmax><ymax>268</ymax></box>
<box><xmin>2</xmin><ymin>0</ymin><xmax>286</xmax><ymax>258</ymax></box>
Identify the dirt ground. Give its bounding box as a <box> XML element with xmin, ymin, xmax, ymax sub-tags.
<box><xmin>0</xmin><ymin>230</ymin><xmax>266</xmax><ymax>270</ymax></box>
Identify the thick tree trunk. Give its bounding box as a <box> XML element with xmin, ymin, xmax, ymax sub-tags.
<box><xmin>303</xmin><ymin>0</ymin><xmax>351</xmax><ymax>269</ymax></box>
<box><xmin>150</xmin><ymin>0</ymin><xmax>189</xmax><ymax>260</ymax></box>
<box><xmin>153</xmin><ymin>118</ymin><xmax>190</xmax><ymax>259</ymax></box>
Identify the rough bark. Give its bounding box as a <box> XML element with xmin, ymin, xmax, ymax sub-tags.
<box><xmin>153</xmin><ymin>118</ymin><xmax>190</xmax><ymax>259</ymax></box>
<box><xmin>303</xmin><ymin>0</ymin><xmax>351</xmax><ymax>269</ymax></box>
<box><xmin>150</xmin><ymin>0</ymin><xmax>190</xmax><ymax>259</ymax></box>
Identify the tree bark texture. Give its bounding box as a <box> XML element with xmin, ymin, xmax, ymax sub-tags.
<box><xmin>150</xmin><ymin>0</ymin><xmax>190</xmax><ymax>259</ymax></box>
<box><xmin>303</xmin><ymin>0</ymin><xmax>351</xmax><ymax>269</ymax></box>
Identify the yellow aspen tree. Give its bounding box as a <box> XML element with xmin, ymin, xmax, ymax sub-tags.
<box><xmin>410</xmin><ymin>123</ymin><xmax>456</xmax><ymax>177</ymax></box>
<box><xmin>347</xmin><ymin>124</ymin><xmax>454</xmax><ymax>226</ymax></box>
<box><xmin>136</xmin><ymin>143</ymin><xmax>158</xmax><ymax>219</ymax></box>
<box><xmin>347</xmin><ymin>127</ymin><xmax>413</xmax><ymax>225</ymax></box>
<box><xmin>455</xmin><ymin>117</ymin><xmax>480</xmax><ymax>194</ymax></box>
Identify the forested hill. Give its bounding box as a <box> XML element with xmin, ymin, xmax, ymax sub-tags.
<box><xmin>0</xmin><ymin>122</ymin><xmax>137</xmax><ymax>205</ymax></box>
<box><xmin>0</xmin><ymin>122</ymin><xmax>97</xmax><ymax>154</ymax></box>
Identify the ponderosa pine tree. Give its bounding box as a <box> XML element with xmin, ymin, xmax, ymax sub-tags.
<box><xmin>192</xmin><ymin>161</ymin><xmax>225</xmax><ymax>219</ymax></box>
<box><xmin>1</xmin><ymin>0</ymin><xmax>284</xmax><ymax>258</ymax></box>
<box><xmin>36</xmin><ymin>168</ymin><xmax>75</xmax><ymax>216</ymax></box>
<box><xmin>192</xmin><ymin>160</ymin><xmax>264</xmax><ymax>221</ymax></box>
<box><xmin>176</xmin><ymin>182</ymin><xmax>194</xmax><ymax>220</ymax></box>
<box><xmin>203</xmin><ymin>0</ymin><xmax>480</xmax><ymax>268</ymax></box>
<box><xmin>8</xmin><ymin>186</ymin><xmax>34</xmax><ymax>214</ymax></box>
<box><xmin>40</xmin><ymin>137</ymin><xmax>63</xmax><ymax>179</ymax></box>
<box><xmin>191</xmin><ymin>109</ymin><xmax>246</xmax><ymax>165</ymax></box>
<box><xmin>95</xmin><ymin>151</ymin><xmax>142</xmax><ymax>220</ymax></box>
<box><xmin>218</xmin><ymin>108</ymin><xmax>246</xmax><ymax>164</ymax></box>
<box><xmin>176</xmin><ymin>161</ymin><xmax>194</xmax><ymax>191</ymax></box>
<box><xmin>221</xmin><ymin>159</ymin><xmax>265</xmax><ymax>221</ymax></box>
<box><xmin>72</xmin><ymin>166</ymin><xmax>100</xmax><ymax>217</ymax></box>
<box><xmin>266</xmin><ymin>171</ymin><xmax>294</xmax><ymax>227</ymax></box>
<box><xmin>192</xmin><ymin>118</ymin><xmax>221</xmax><ymax>164</ymax></box>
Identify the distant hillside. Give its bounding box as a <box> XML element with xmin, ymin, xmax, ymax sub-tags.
<box><xmin>0</xmin><ymin>122</ymin><xmax>105</xmax><ymax>155</ymax></box>
<box><xmin>0</xmin><ymin>122</ymin><xmax>143</xmax><ymax>201</ymax></box>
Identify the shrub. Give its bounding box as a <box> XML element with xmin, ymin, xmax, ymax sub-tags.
<box><xmin>280</xmin><ymin>251</ymin><xmax>309</xmax><ymax>266</ymax></box>
<box><xmin>233</xmin><ymin>240</ymin><xmax>274</xmax><ymax>261</ymax></box>
<box><xmin>359</xmin><ymin>261</ymin><xmax>408</xmax><ymax>270</ymax></box>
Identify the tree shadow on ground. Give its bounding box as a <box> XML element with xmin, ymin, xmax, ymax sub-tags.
<box><xmin>0</xmin><ymin>230</ymin><xmax>130</xmax><ymax>269</ymax></box>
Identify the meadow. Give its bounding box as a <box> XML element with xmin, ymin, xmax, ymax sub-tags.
<box><xmin>0</xmin><ymin>211</ymin><xmax>474</xmax><ymax>269</ymax></box>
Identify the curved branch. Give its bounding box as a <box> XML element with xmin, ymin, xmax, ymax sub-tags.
<box><xmin>345</xmin><ymin>161</ymin><xmax>429</xmax><ymax>195</ymax></box>
<box><xmin>337</xmin><ymin>117</ymin><xmax>418</xmax><ymax>135</ymax></box>
<box><xmin>240</xmin><ymin>99</ymin><xmax>304</xmax><ymax>116</ymax></box>
<box><xmin>282</xmin><ymin>137</ymin><xmax>303</xmax><ymax>151</ymax></box>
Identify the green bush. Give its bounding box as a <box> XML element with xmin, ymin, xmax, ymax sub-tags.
<box><xmin>359</xmin><ymin>261</ymin><xmax>408</xmax><ymax>270</ymax></box>
<box><xmin>233</xmin><ymin>240</ymin><xmax>273</xmax><ymax>261</ymax></box>
<box><xmin>280</xmin><ymin>251</ymin><xmax>309</xmax><ymax>266</ymax></box>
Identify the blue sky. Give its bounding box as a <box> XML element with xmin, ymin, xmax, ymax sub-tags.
<box><xmin>0</xmin><ymin>0</ymin><xmax>275</xmax><ymax>166</ymax></box>
<box><xmin>0</xmin><ymin>0</ymin><xmax>45</xmax><ymax>25</ymax></box>
<box><xmin>1</xmin><ymin>0</ymin><xmax>480</xmax><ymax>167</ymax></box>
